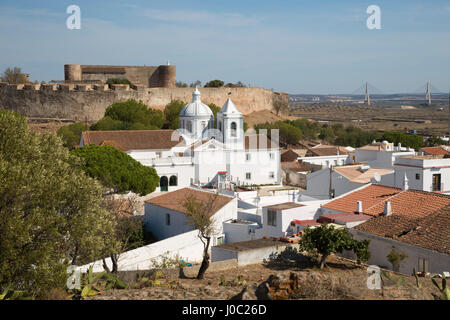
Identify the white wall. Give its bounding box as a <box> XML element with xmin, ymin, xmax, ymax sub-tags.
<box><xmin>305</xmin><ymin>168</ymin><xmax>364</xmax><ymax>199</ymax></box>
<box><xmin>77</xmin><ymin>229</ymin><xmax>205</xmax><ymax>273</ymax></box>
<box><xmin>144</xmin><ymin>197</ymin><xmax>237</xmax><ymax>241</ymax></box>
<box><xmin>342</xmin><ymin>229</ymin><xmax>450</xmax><ymax>275</ymax></box>
<box><xmin>298</xmin><ymin>155</ymin><xmax>350</xmax><ymax>168</ymax></box>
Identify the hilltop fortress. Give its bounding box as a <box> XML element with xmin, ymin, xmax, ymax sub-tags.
<box><xmin>0</xmin><ymin>63</ymin><xmax>288</xmax><ymax>122</ymax></box>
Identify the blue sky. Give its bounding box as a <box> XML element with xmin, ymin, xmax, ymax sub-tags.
<box><xmin>0</xmin><ymin>0</ymin><xmax>449</xmax><ymax>94</ymax></box>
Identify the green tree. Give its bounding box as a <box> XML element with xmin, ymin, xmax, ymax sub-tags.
<box><xmin>299</xmin><ymin>224</ymin><xmax>370</xmax><ymax>269</ymax></box>
<box><xmin>176</xmin><ymin>81</ymin><xmax>188</xmax><ymax>88</ymax></box>
<box><xmin>255</xmin><ymin>121</ymin><xmax>303</xmax><ymax>146</ymax></box>
<box><xmin>57</xmin><ymin>122</ymin><xmax>88</xmax><ymax>149</ymax></box>
<box><xmin>102</xmin><ymin>198</ymin><xmax>144</xmax><ymax>273</ymax></box>
<box><xmin>182</xmin><ymin>193</ymin><xmax>219</xmax><ymax>280</ymax></box>
<box><xmin>91</xmin><ymin>99</ymin><xmax>164</xmax><ymax>131</ymax></box>
<box><xmin>71</xmin><ymin>145</ymin><xmax>159</xmax><ymax>196</ymax></box>
<box><xmin>0</xmin><ymin>111</ymin><xmax>118</xmax><ymax>298</ymax></box>
<box><xmin>204</xmin><ymin>80</ymin><xmax>224</xmax><ymax>88</ymax></box>
<box><xmin>90</xmin><ymin>116</ymin><xmax>126</xmax><ymax>131</ymax></box>
<box><xmin>164</xmin><ymin>99</ymin><xmax>187</xmax><ymax>129</ymax></box>
<box><xmin>2</xmin><ymin>67</ymin><xmax>28</xmax><ymax>84</ymax></box>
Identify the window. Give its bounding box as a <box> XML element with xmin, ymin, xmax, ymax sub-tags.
<box><xmin>246</xmin><ymin>172</ymin><xmax>251</xmax><ymax>180</ymax></box>
<box><xmin>269</xmin><ymin>171</ymin><xmax>274</xmax><ymax>178</ymax></box>
<box><xmin>230</xmin><ymin>122</ymin><xmax>237</xmax><ymax>137</ymax></box>
<box><xmin>216</xmin><ymin>236</ymin><xmax>224</xmax><ymax>246</ymax></box>
<box><xmin>201</xmin><ymin>121</ymin><xmax>207</xmax><ymax>131</ymax></box>
<box><xmin>246</xmin><ymin>153</ymin><xmax>251</xmax><ymax>161</ymax></box>
<box><xmin>218</xmin><ymin>121</ymin><xmax>222</xmax><ymax>132</ymax></box>
<box><xmin>187</xmin><ymin>121</ymin><xmax>192</xmax><ymax>133</ymax></box>
<box><xmin>156</xmin><ymin>152</ymin><xmax>162</xmax><ymax>158</ymax></box>
<box><xmin>269</xmin><ymin>153</ymin><xmax>274</xmax><ymax>160</ymax></box>
<box><xmin>334</xmin><ymin>160</ymin><xmax>338</xmax><ymax>166</ymax></box>
<box><xmin>165</xmin><ymin>213</ymin><xmax>171</xmax><ymax>226</ymax></box>
<box><xmin>415</xmin><ymin>173</ymin><xmax>420</xmax><ymax>180</ymax></box>
<box><xmin>169</xmin><ymin>175</ymin><xmax>177</xmax><ymax>186</ymax></box>
<box><xmin>286</xmin><ymin>172</ymin><xmax>290</xmax><ymax>182</ymax></box>
<box><xmin>267</xmin><ymin>210</ymin><xmax>277</xmax><ymax>226</ymax></box>
<box><xmin>418</xmin><ymin>258</ymin><xmax>428</xmax><ymax>273</ymax></box>
<box><xmin>432</xmin><ymin>174</ymin><xmax>441</xmax><ymax>191</ymax></box>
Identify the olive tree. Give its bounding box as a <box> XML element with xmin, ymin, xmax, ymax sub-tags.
<box><xmin>0</xmin><ymin>111</ymin><xmax>118</xmax><ymax>298</ymax></box>
<box><xmin>182</xmin><ymin>193</ymin><xmax>219</xmax><ymax>279</ymax></box>
<box><xmin>299</xmin><ymin>223</ymin><xmax>370</xmax><ymax>269</ymax></box>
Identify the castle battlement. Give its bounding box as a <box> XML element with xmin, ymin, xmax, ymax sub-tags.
<box><xmin>0</xmin><ymin>82</ymin><xmax>148</xmax><ymax>93</ymax></box>
<box><xmin>0</xmin><ymin>83</ymin><xmax>288</xmax><ymax>123</ymax></box>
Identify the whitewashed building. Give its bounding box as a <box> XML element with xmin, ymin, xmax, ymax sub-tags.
<box><xmin>379</xmin><ymin>155</ymin><xmax>450</xmax><ymax>194</ymax></box>
<box><xmin>80</xmin><ymin>88</ymin><xmax>281</xmax><ymax>193</ymax></box>
<box><xmin>355</xmin><ymin>140</ymin><xmax>415</xmax><ymax>169</ymax></box>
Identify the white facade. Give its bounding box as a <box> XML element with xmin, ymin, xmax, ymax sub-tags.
<box><xmin>380</xmin><ymin>155</ymin><xmax>450</xmax><ymax>193</ymax></box>
<box><xmin>144</xmin><ymin>192</ymin><xmax>237</xmax><ymax>241</ymax></box>
<box><xmin>355</xmin><ymin>142</ymin><xmax>415</xmax><ymax>169</ymax></box>
<box><xmin>80</xmin><ymin>88</ymin><xmax>281</xmax><ymax>192</ymax></box>
<box><xmin>298</xmin><ymin>154</ymin><xmax>350</xmax><ymax>168</ymax></box>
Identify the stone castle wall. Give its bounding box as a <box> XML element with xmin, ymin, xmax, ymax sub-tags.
<box><xmin>0</xmin><ymin>83</ymin><xmax>289</xmax><ymax>122</ymax></box>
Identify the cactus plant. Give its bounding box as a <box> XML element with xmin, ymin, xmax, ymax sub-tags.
<box><xmin>431</xmin><ymin>274</ymin><xmax>450</xmax><ymax>300</ymax></box>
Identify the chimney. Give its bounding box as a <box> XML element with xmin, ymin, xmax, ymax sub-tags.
<box><xmin>356</xmin><ymin>201</ymin><xmax>363</xmax><ymax>214</ymax></box>
<box><xmin>383</xmin><ymin>201</ymin><xmax>392</xmax><ymax>216</ymax></box>
<box><xmin>402</xmin><ymin>172</ymin><xmax>409</xmax><ymax>191</ymax></box>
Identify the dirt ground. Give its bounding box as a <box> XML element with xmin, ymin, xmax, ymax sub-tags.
<box><xmin>87</xmin><ymin>254</ymin><xmax>441</xmax><ymax>300</ymax></box>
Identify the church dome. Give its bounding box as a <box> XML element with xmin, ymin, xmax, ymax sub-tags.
<box><xmin>179</xmin><ymin>87</ymin><xmax>213</xmax><ymax>118</ymax></box>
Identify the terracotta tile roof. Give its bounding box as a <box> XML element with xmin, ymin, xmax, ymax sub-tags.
<box><xmin>420</xmin><ymin>146</ymin><xmax>450</xmax><ymax>156</ymax></box>
<box><xmin>245</xmin><ymin>134</ymin><xmax>277</xmax><ymax>150</ymax></box>
<box><xmin>307</xmin><ymin>146</ymin><xmax>349</xmax><ymax>156</ymax></box>
<box><xmin>292</xmin><ymin>219</ymin><xmax>321</xmax><ymax>227</ymax></box>
<box><xmin>99</xmin><ymin>140</ymin><xmax>128</xmax><ymax>152</ymax></box>
<box><xmin>333</xmin><ymin>166</ymin><xmax>393</xmax><ymax>184</ymax></box>
<box><xmin>323</xmin><ymin>184</ymin><xmax>450</xmax><ymax>219</ymax></box>
<box><xmin>322</xmin><ymin>184</ymin><xmax>401</xmax><ymax>214</ymax></box>
<box><xmin>364</xmin><ymin>189</ymin><xmax>450</xmax><ymax>218</ymax></box>
<box><xmin>281</xmin><ymin>149</ymin><xmax>300</xmax><ymax>162</ymax></box>
<box><xmin>318</xmin><ymin>212</ymin><xmax>372</xmax><ymax>224</ymax></box>
<box><xmin>82</xmin><ymin>130</ymin><xmax>185</xmax><ymax>151</ymax></box>
<box><xmin>144</xmin><ymin>188</ymin><xmax>234</xmax><ymax>215</ymax></box>
<box><xmin>354</xmin><ymin>205</ymin><xmax>450</xmax><ymax>254</ymax></box>
<box><xmin>264</xmin><ymin>202</ymin><xmax>305</xmax><ymax>210</ymax></box>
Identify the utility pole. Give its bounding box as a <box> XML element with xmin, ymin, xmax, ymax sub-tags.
<box><xmin>329</xmin><ymin>165</ymin><xmax>333</xmax><ymax>199</ymax></box>
<box><xmin>364</xmin><ymin>82</ymin><xmax>371</xmax><ymax>106</ymax></box>
<box><xmin>426</xmin><ymin>82</ymin><xmax>431</xmax><ymax>106</ymax></box>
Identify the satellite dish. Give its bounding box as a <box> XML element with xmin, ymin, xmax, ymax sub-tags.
<box><xmin>373</xmin><ymin>172</ymin><xmax>381</xmax><ymax>183</ymax></box>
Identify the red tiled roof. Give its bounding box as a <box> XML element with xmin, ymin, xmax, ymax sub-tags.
<box><xmin>318</xmin><ymin>212</ymin><xmax>372</xmax><ymax>224</ymax></box>
<box><xmin>145</xmin><ymin>188</ymin><xmax>234</xmax><ymax>215</ymax></box>
<box><xmin>292</xmin><ymin>219</ymin><xmax>321</xmax><ymax>226</ymax></box>
<box><xmin>420</xmin><ymin>146</ymin><xmax>450</xmax><ymax>156</ymax></box>
<box><xmin>323</xmin><ymin>184</ymin><xmax>450</xmax><ymax>219</ymax></box>
<box><xmin>281</xmin><ymin>149</ymin><xmax>300</xmax><ymax>162</ymax></box>
<box><xmin>82</xmin><ymin>130</ymin><xmax>185</xmax><ymax>151</ymax></box>
<box><xmin>364</xmin><ymin>189</ymin><xmax>450</xmax><ymax>218</ymax></box>
<box><xmin>322</xmin><ymin>185</ymin><xmax>401</xmax><ymax>214</ymax></box>
<box><xmin>354</xmin><ymin>205</ymin><xmax>450</xmax><ymax>254</ymax></box>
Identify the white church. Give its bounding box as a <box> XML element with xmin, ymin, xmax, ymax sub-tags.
<box><xmin>80</xmin><ymin>88</ymin><xmax>281</xmax><ymax>192</ymax></box>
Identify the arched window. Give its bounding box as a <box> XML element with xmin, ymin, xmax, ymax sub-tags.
<box><xmin>160</xmin><ymin>176</ymin><xmax>168</xmax><ymax>191</ymax></box>
<box><xmin>219</xmin><ymin>121</ymin><xmax>222</xmax><ymax>132</ymax></box>
<box><xmin>187</xmin><ymin>121</ymin><xmax>192</xmax><ymax>133</ymax></box>
<box><xmin>230</xmin><ymin>122</ymin><xmax>237</xmax><ymax>137</ymax></box>
<box><xmin>169</xmin><ymin>175</ymin><xmax>178</xmax><ymax>186</ymax></box>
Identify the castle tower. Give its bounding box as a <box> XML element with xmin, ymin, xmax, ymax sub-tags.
<box><xmin>217</xmin><ymin>97</ymin><xmax>244</xmax><ymax>149</ymax></box>
<box><xmin>178</xmin><ymin>87</ymin><xmax>214</xmax><ymax>141</ymax></box>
